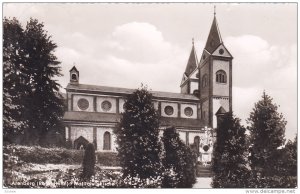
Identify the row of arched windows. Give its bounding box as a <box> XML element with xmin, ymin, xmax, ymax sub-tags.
<box><xmin>201</xmin><ymin>70</ymin><xmax>227</xmax><ymax>88</ymax></box>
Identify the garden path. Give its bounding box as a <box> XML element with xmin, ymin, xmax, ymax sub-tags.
<box><xmin>193</xmin><ymin>178</ymin><xmax>212</xmax><ymax>188</ymax></box>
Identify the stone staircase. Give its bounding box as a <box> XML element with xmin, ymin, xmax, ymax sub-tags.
<box><xmin>196</xmin><ymin>164</ymin><xmax>212</xmax><ymax>177</ymax></box>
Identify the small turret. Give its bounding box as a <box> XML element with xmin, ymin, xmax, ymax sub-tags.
<box><xmin>70</xmin><ymin>66</ymin><xmax>79</xmax><ymax>84</ymax></box>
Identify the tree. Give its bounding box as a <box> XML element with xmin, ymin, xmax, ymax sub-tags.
<box><xmin>3</xmin><ymin>18</ymin><xmax>29</xmax><ymax>143</ymax></box>
<box><xmin>81</xmin><ymin>143</ymin><xmax>96</xmax><ymax>180</ymax></box>
<box><xmin>248</xmin><ymin>92</ymin><xmax>286</xmax><ymax>178</ymax></box>
<box><xmin>22</xmin><ymin>18</ymin><xmax>64</xmax><ymax>145</ymax></box>
<box><xmin>211</xmin><ymin>112</ymin><xmax>249</xmax><ymax>188</ymax></box>
<box><xmin>161</xmin><ymin>127</ymin><xmax>197</xmax><ymax>188</ymax></box>
<box><xmin>281</xmin><ymin>136</ymin><xmax>297</xmax><ymax>176</ymax></box>
<box><xmin>114</xmin><ymin>86</ymin><xmax>162</xmax><ymax>179</ymax></box>
<box><xmin>3</xmin><ymin>17</ymin><xmax>64</xmax><ymax>146</ymax></box>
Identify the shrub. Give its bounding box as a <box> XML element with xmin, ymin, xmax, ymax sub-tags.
<box><xmin>81</xmin><ymin>143</ymin><xmax>96</xmax><ymax>179</ymax></box>
<box><xmin>211</xmin><ymin>112</ymin><xmax>249</xmax><ymax>188</ymax></box>
<box><xmin>4</xmin><ymin>144</ymin><xmax>119</xmax><ymax>166</ymax></box>
<box><xmin>161</xmin><ymin>127</ymin><xmax>197</xmax><ymax>188</ymax></box>
<box><xmin>96</xmin><ymin>152</ymin><xmax>119</xmax><ymax>166</ymax></box>
<box><xmin>246</xmin><ymin>172</ymin><xmax>297</xmax><ymax>188</ymax></box>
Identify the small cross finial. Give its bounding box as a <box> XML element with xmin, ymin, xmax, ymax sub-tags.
<box><xmin>214</xmin><ymin>5</ymin><xmax>216</xmax><ymax>16</ymax></box>
<box><xmin>192</xmin><ymin>38</ymin><xmax>194</xmax><ymax>46</ymax></box>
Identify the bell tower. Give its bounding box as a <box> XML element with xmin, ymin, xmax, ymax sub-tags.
<box><xmin>70</xmin><ymin>65</ymin><xmax>79</xmax><ymax>85</ymax></box>
<box><xmin>199</xmin><ymin>11</ymin><xmax>233</xmax><ymax>128</ymax></box>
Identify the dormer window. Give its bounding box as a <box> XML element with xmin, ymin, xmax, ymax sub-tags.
<box><xmin>216</xmin><ymin>70</ymin><xmax>227</xmax><ymax>84</ymax></box>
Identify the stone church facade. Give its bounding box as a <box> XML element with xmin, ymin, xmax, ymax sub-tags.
<box><xmin>63</xmin><ymin>14</ymin><xmax>232</xmax><ymax>163</ymax></box>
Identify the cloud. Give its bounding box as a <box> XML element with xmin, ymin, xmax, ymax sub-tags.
<box><xmin>55</xmin><ymin>22</ymin><xmax>190</xmax><ymax>93</ymax></box>
<box><xmin>108</xmin><ymin>22</ymin><xmax>179</xmax><ymax>63</ymax></box>
<box><xmin>225</xmin><ymin>35</ymin><xmax>297</xmax><ymax>140</ymax></box>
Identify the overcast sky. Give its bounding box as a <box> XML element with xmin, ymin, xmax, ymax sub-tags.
<box><xmin>3</xmin><ymin>3</ymin><xmax>297</xmax><ymax>140</ymax></box>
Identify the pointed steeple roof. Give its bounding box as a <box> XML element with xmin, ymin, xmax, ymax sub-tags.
<box><xmin>69</xmin><ymin>65</ymin><xmax>78</xmax><ymax>72</ymax></box>
<box><xmin>204</xmin><ymin>15</ymin><xmax>223</xmax><ymax>54</ymax></box>
<box><xmin>184</xmin><ymin>40</ymin><xmax>198</xmax><ymax>76</ymax></box>
<box><xmin>215</xmin><ymin>106</ymin><xmax>227</xmax><ymax>115</ymax></box>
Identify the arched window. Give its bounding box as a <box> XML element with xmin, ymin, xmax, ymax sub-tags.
<box><xmin>216</xmin><ymin>70</ymin><xmax>227</xmax><ymax>83</ymax></box>
<box><xmin>71</xmin><ymin>73</ymin><xmax>77</xmax><ymax>80</ymax></box>
<box><xmin>202</xmin><ymin>74</ymin><xmax>208</xmax><ymax>88</ymax></box>
<box><xmin>103</xmin><ymin>131</ymin><xmax>111</xmax><ymax>150</ymax></box>
<box><xmin>194</xmin><ymin>136</ymin><xmax>200</xmax><ymax>153</ymax></box>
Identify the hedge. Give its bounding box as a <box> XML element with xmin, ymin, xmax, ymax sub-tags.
<box><xmin>4</xmin><ymin>144</ymin><xmax>120</xmax><ymax>166</ymax></box>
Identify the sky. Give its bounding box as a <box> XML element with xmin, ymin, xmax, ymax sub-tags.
<box><xmin>3</xmin><ymin>3</ymin><xmax>297</xmax><ymax>140</ymax></box>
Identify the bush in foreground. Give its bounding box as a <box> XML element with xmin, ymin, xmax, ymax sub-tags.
<box><xmin>81</xmin><ymin>143</ymin><xmax>96</xmax><ymax>179</ymax></box>
<box><xmin>211</xmin><ymin>112</ymin><xmax>249</xmax><ymax>188</ymax></box>
<box><xmin>114</xmin><ymin>86</ymin><xmax>162</xmax><ymax>179</ymax></box>
<box><xmin>161</xmin><ymin>127</ymin><xmax>197</xmax><ymax>188</ymax></box>
<box><xmin>3</xmin><ymin>144</ymin><xmax>119</xmax><ymax>166</ymax></box>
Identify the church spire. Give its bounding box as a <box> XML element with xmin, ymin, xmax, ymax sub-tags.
<box><xmin>204</xmin><ymin>9</ymin><xmax>223</xmax><ymax>54</ymax></box>
<box><xmin>184</xmin><ymin>39</ymin><xmax>198</xmax><ymax>76</ymax></box>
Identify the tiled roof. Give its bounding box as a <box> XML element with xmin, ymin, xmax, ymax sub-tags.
<box><xmin>66</xmin><ymin>83</ymin><xmax>199</xmax><ymax>101</ymax></box>
<box><xmin>63</xmin><ymin>111</ymin><xmax>204</xmax><ymax>128</ymax></box>
<box><xmin>64</xmin><ymin>111</ymin><xmax>121</xmax><ymax>123</ymax></box>
<box><xmin>160</xmin><ymin>117</ymin><xmax>205</xmax><ymax>129</ymax></box>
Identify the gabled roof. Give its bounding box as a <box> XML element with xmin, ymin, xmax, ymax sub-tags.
<box><xmin>211</xmin><ymin>44</ymin><xmax>233</xmax><ymax>58</ymax></box>
<box><xmin>215</xmin><ymin>106</ymin><xmax>227</xmax><ymax>115</ymax></box>
<box><xmin>66</xmin><ymin>83</ymin><xmax>200</xmax><ymax>101</ymax></box>
<box><xmin>204</xmin><ymin>16</ymin><xmax>223</xmax><ymax>54</ymax></box>
<box><xmin>69</xmin><ymin>65</ymin><xmax>79</xmax><ymax>72</ymax></box>
<box><xmin>184</xmin><ymin>43</ymin><xmax>198</xmax><ymax>76</ymax></box>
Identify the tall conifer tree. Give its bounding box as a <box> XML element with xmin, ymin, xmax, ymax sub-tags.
<box><xmin>212</xmin><ymin>112</ymin><xmax>249</xmax><ymax>188</ymax></box>
<box><xmin>114</xmin><ymin>86</ymin><xmax>162</xmax><ymax>179</ymax></box>
<box><xmin>3</xmin><ymin>18</ymin><xmax>29</xmax><ymax>143</ymax></box>
<box><xmin>3</xmin><ymin>17</ymin><xmax>64</xmax><ymax>145</ymax></box>
<box><xmin>248</xmin><ymin>92</ymin><xmax>286</xmax><ymax>178</ymax></box>
<box><xmin>23</xmin><ymin>18</ymin><xmax>64</xmax><ymax>145</ymax></box>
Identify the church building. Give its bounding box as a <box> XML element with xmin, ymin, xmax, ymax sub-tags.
<box><xmin>63</xmin><ymin>14</ymin><xmax>233</xmax><ymax>163</ymax></box>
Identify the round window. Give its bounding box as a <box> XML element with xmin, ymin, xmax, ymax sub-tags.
<box><xmin>184</xmin><ymin>107</ymin><xmax>193</xmax><ymax>117</ymax></box>
<box><xmin>101</xmin><ymin>101</ymin><xmax>112</xmax><ymax>111</ymax></box>
<box><xmin>219</xmin><ymin>49</ymin><xmax>224</xmax><ymax>55</ymax></box>
<box><xmin>77</xmin><ymin>98</ymin><xmax>89</xmax><ymax>110</ymax></box>
<box><xmin>203</xmin><ymin>145</ymin><xmax>209</xmax><ymax>152</ymax></box>
<box><xmin>164</xmin><ymin>106</ymin><xmax>174</xmax><ymax>116</ymax></box>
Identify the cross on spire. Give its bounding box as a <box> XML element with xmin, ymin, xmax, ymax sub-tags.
<box><xmin>214</xmin><ymin>5</ymin><xmax>216</xmax><ymax>16</ymax></box>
